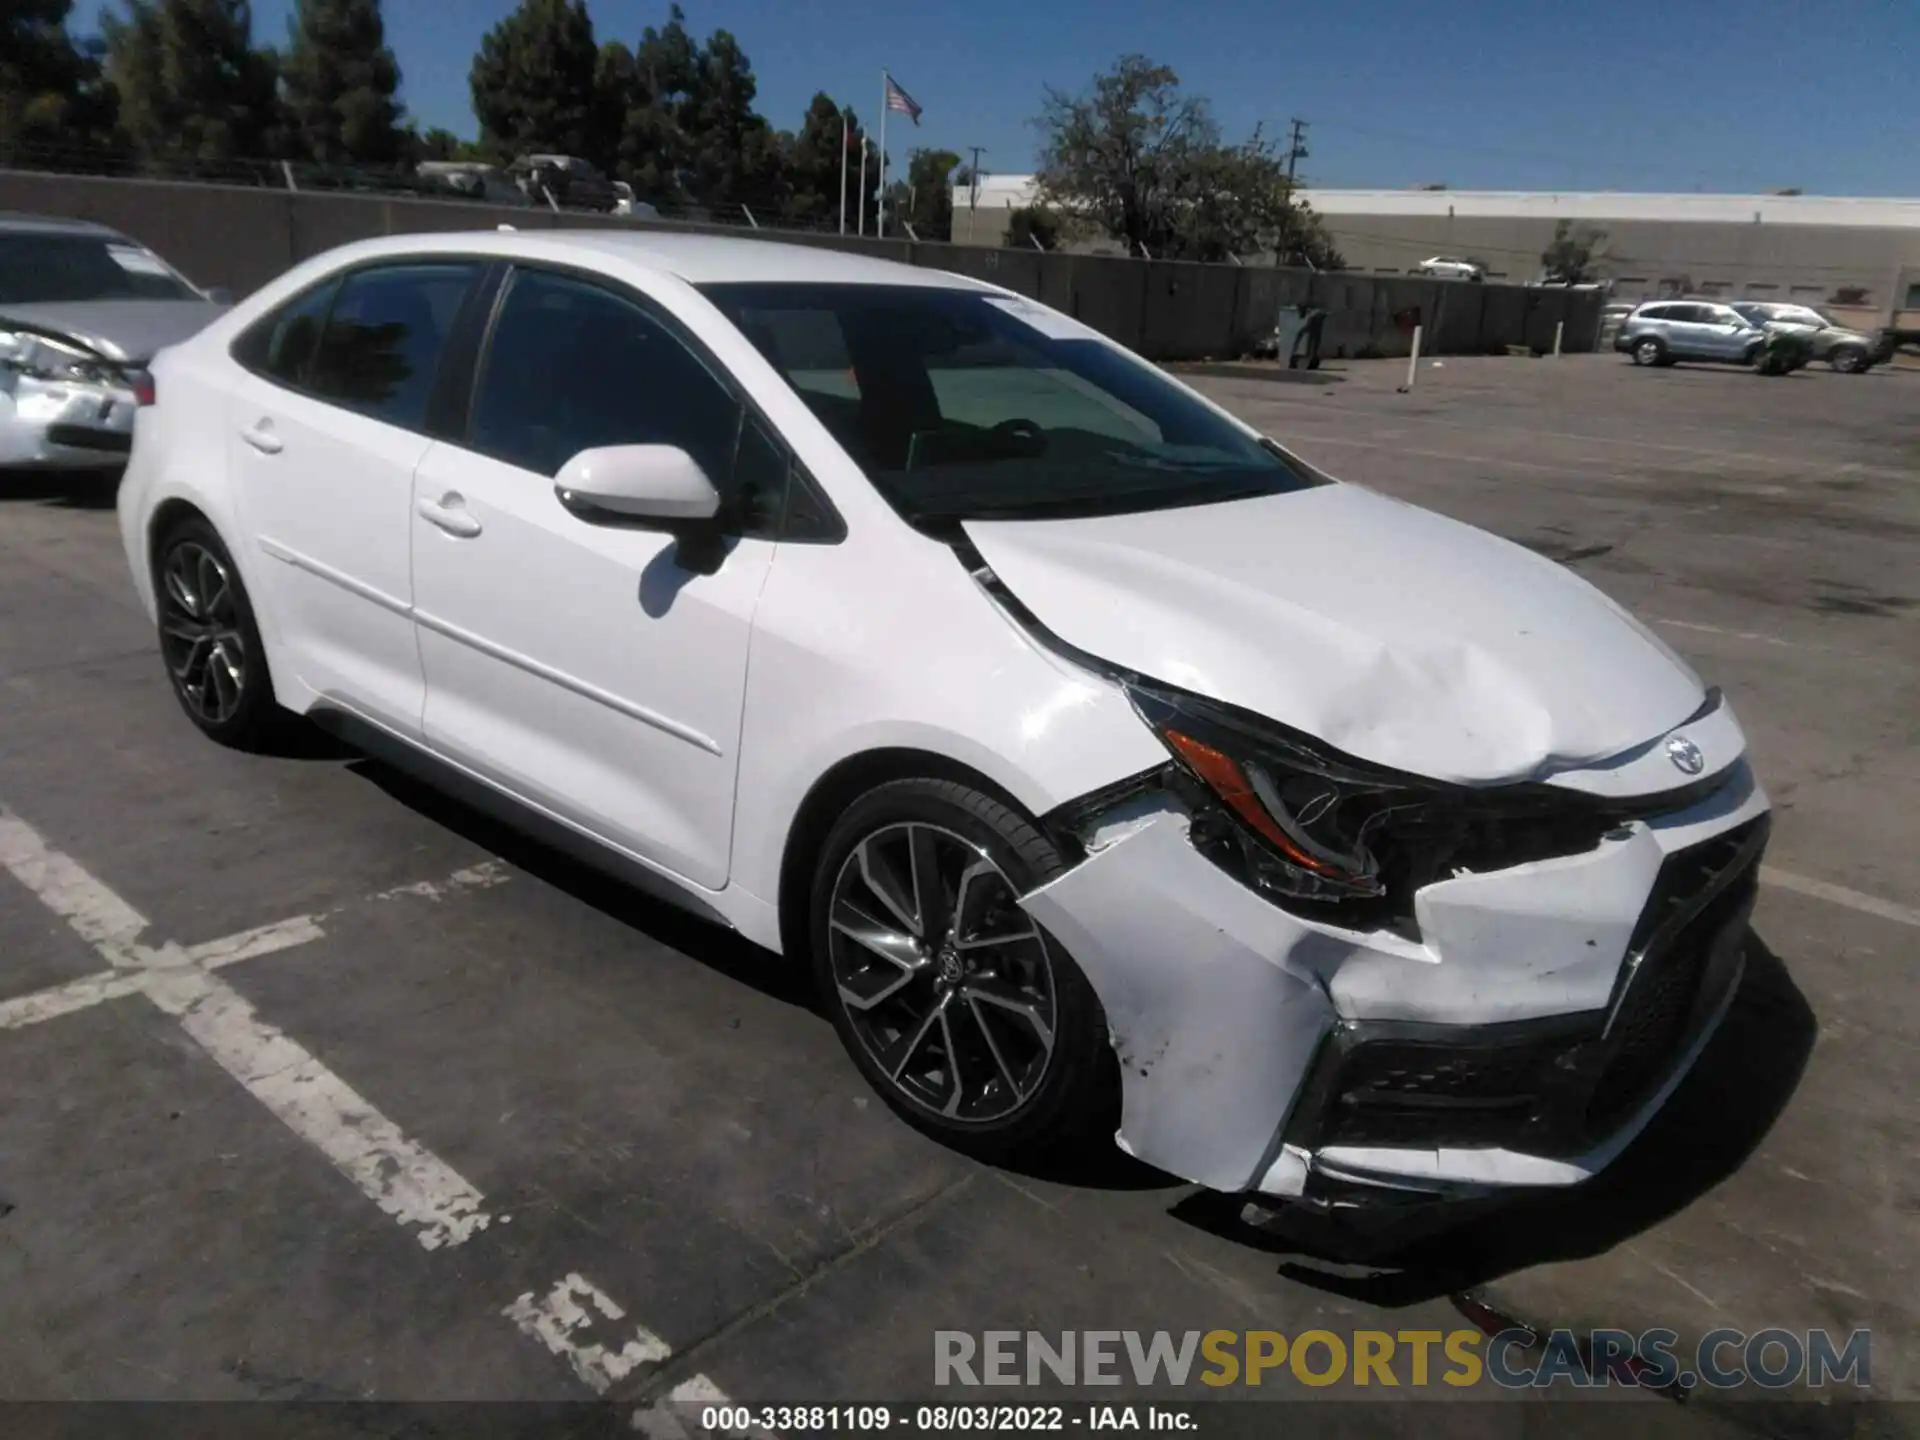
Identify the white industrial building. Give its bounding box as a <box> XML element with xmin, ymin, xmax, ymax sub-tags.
<box><xmin>950</xmin><ymin>179</ymin><xmax>1920</xmax><ymax>326</ymax></box>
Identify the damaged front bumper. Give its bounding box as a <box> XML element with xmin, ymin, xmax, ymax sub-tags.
<box><xmin>1019</xmin><ymin>757</ymin><xmax>1770</xmax><ymax>1205</ymax></box>
<box><xmin>0</xmin><ymin>373</ymin><xmax>139</xmax><ymax>468</ymax></box>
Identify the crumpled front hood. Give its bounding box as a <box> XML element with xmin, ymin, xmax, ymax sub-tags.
<box><xmin>0</xmin><ymin>299</ymin><xmax>224</xmax><ymax>365</ymax></box>
<box><xmin>964</xmin><ymin>484</ymin><xmax>1706</xmax><ymax>784</ymax></box>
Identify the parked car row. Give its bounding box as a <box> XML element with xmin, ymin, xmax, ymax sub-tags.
<box><xmin>1613</xmin><ymin>298</ymin><xmax>1886</xmax><ymax>374</ymax></box>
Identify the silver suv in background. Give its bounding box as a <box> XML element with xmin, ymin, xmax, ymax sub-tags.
<box><xmin>1614</xmin><ymin>301</ymin><xmax>1764</xmax><ymax>368</ymax></box>
<box><xmin>1729</xmin><ymin>302</ymin><xmax>1883</xmax><ymax>373</ymax></box>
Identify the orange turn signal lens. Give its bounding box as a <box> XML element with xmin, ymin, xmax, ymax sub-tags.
<box><xmin>1163</xmin><ymin>728</ymin><xmax>1351</xmax><ymax>879</ymax></box>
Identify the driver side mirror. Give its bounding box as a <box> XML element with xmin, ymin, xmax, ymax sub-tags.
<box><xmin>554</xmin><ymin>444</ymin><xmax>730</xmax><ymax>574</ymax></box>
<box><xmin>554</xmin><ymin>444</ymin><xmax>720</xmax><ymax>524</ymax></box>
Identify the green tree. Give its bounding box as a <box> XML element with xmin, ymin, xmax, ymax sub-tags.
<box><xmin>102</xmin><ymin>0</ymin><xmax>281</xmax><ymax>168</ymax></box>
<box><xmin>602</xmin><ymin>4</ymin><xmax>698</xmax><ymax>203</ymax></box>
<box><xmin>1</xmin><ymin>0</ymin><xmax>119</xmax><ymax>164</ymax></box>
<box><xmin>1004</xmin><ymin>204</ymin><xmax>1062</xmax><ymax>251</ymax></box>
<box><xmin>780</xmin><ymin>92</ymin><xmax>847</xmax><ymax>226</ymax></box>
<box><xmin>1033</xmin><ymin>54</ymin><xmax>1336</xmax><ymax>263</ymax></box>
<box><xmin>892</xmin><ymin>147</ymin><xmax>959</xmax><ymax>240</ymax></box>
<box><xmin>280</xmin><ymin>0</ymin><xmax>403</xmax><ymax>166</ymax></box>
<box><xmin>406</xmin><ymin>124</ymin><xmax>478</xmax><ymax>163</ymax></box>
<box><xmin>1541</xmin><ymin>220</ymin><xmax>1607</xmax><ymax>283</ymax></box>
<box><xmin>469</xmin><ymin>0</ymin><xmax>599</xmax><ymax>164</ymax></box>
<box><xmin>684</xmin><ymin>28</ymin><xmax>778</xmax><ymax>212</ymax></box>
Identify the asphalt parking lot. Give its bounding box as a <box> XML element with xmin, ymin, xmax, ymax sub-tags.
<box><xmin>1</xmin><ymin>352</ymin><xmax>1914</xmax><ymax>1430</ymax></box>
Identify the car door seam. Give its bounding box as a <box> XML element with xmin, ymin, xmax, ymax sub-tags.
<box><xmin>410</xmin><ymin>606</ymin><xmax>724</xmax><ymax>756</ymax></box>
<box><xmin>256</xmin><ymin>535</ymin><xmax>411</xmax><ymax>616</ymax></box>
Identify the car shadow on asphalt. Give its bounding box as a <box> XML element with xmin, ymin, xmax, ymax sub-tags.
<box><xmin>1173</xmin><ymin>363</ymin><xmax>1347</xmax><ymax>385</ymax></box>
<box><xmin>1166</xmin><ymin>932</ymin><xmax>1818</xmax><ymax>1301</ymax></box>
<box><xmin>320</xmin><ymin>728</ymin><xmax>1179</xmax><ymax>1193</ymax></box>
<box><xmin>0</xmin><ymin>468</ymin><xmax>122</xmax><ymax>509</ymax></box>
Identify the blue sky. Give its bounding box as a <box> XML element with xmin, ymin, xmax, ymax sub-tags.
<box><xmin>146</xmin><ymin>0</ymin><xmax>1920</xmax><ymax>193</ymax></box>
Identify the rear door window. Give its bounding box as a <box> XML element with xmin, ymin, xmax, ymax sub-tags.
<box><xmin>306</xmin><ymin>262</ymin><xmax>481</xmax><ymax>432</ymax></box>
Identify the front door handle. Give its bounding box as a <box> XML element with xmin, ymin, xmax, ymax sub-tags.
<box><xmin>241</xmin><ymin>421</ymin><xmax>283</xmax><ymax>455</ymax></box>
<box><xmin>417</xmin><ymin>494</ymin><xmax>483</xmax><ymax>538</ymax></box>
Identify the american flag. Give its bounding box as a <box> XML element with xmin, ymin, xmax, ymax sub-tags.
<box><xmin>884</xmin><ymin>75</ymin><xmax>922</xmax><ymax>125</ymax></box>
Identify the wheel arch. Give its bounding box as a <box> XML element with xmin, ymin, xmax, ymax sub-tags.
<box><xmin>144</xmin><ymin>491</ymin><xmax>295</xmax><ymax>709</ymax></box>
<box><xmin>774</xmin><ymin>746</ymin><xmax>1050</xmax><ymax>961</ymax></box>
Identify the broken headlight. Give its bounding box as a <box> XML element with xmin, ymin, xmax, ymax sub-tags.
<box><xmin>0</xmin><ymin>330</ymin><xmax>117</xmax><ymax>386</ymax></box>
<box><xmin>1126</xmin><ymin>681</ymin><xmax>1435</xmax><ymax>905</ymax></box>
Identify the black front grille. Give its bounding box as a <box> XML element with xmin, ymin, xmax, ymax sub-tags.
<box><xmin>1585</xmin><ymin>818</ymin><xmax>1766</xmax><ymax>1131</ymax></box>
<box><xmin>46</xmin><ymin>424</ymin><xmax>131</xmax><ymax>454</ymax></box>
<box><xmin>1286</xmin><ymin>814</ymin><xmax>1769</xmax><ymax>1160</ymax></box>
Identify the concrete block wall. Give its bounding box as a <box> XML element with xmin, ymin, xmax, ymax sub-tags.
<box><xmin>0</xmin><ymin>168</ymin><xmax>1601</xmax><ymax>361</ymax></box>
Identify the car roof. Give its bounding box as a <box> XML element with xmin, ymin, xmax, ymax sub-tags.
<box><xmin>0</xmin><ymin>211</ymin><xmax>129</xmax><ymax>240</ymax></box>
<box><xmin>320</xmin><ymin>227</ymin><xmax>999</xmax><ymax>291</ymax></box>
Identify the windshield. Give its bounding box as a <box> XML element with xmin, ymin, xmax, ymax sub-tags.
<box><xmin>1734</xmin><ymin>302</ymin><xmax>1833</xmax><ymax>328</ymax></box>
<box><xmin>699</xmin><ymin>282</ymin><xmax>1320</xmax><ymax>524</ymax></box>
<box><xmin>0</xmin><ymin>234</ymin><xmax>200</xmax><ymax>306</ymax></box>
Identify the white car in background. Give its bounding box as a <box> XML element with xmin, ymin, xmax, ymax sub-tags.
<box><xmin>1415</xmin><ymin>255</ymin><xmax>1485</xmax><ymax>281</ymax></box>
<box><xmin>117</xmin><ymin>230</ymin><xmax>1770</xmax><ymax>1218</ymax></box>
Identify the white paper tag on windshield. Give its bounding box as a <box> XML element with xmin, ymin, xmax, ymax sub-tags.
<box><xmin>983</xmin><ymin>294</ymin><xmax>1107</xmax><ymax>343</ymax></box>
<box><xmin>107</xmin><ymin>245</ymin><xmax>172</xmax><ymax>277</ymax></box>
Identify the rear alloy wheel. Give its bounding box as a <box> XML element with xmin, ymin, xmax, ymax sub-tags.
<box><xmin>1829</xmin><ymin>346</ymin><xmax>1868</xmax><ymax>374</ymax></box>
<box><xmin>1633</xmin><ymin>338</ymin><xmax>1665</xmax><ymax>367</ymax></box>
<box><xmin>155</xmin><ymin>519</ymin><xmax>279</xmax><ymax>748</ymax></box>
<box><xmin>810</xmin><ymin>778</ymin><xmax>1115</xmax><ymax>1162</ymax></box>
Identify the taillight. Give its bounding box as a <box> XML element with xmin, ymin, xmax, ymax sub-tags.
<box><xmin>128</xmin><ymin>370</ymin><xmax>156</xmax><ymax>407</ymax></box>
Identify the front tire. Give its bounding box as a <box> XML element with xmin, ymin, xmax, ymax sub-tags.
<box><xmin>809</xmin><ymin>777</ymin><xmax>1116</xmax><ymax>1163</ymax></box>
<box><xmin>153</xmin><ymin>517</ymin><xmax>281</xmax><ymax>749</ymax></box>
<box><xmin>1829</xmin><ymin>346</ymin><xmax>1868</xmax><ymax>374</ymax></box>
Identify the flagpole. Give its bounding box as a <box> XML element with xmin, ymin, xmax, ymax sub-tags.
<box><xmin>856</xmin><ymin>132</ymin><xmax>867</xmax><ymax>236</ymax></box>
<box><xmin>838</xmin><ymin>109</ymin><xmax>849</xmax><ymax>235</ymax></box>
<box><xmin>877</xmin><ymin>69</ymin><xmax>889</xmax><ymax>239</ymax></box>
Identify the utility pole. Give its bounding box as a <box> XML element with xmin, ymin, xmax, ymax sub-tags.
<box><xmin>1285</xmin><ymin>118</ymin><xmax>1309</xmax><ymax>186</ymax></box>
<box><xmin>966</xmin><ymin>146</ymin><xmax>986</xmax><ymax>244</ymax></box>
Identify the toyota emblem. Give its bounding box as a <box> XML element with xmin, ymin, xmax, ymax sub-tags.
<box><xmin>1666</xmin><ymin>735</ymin><xmax>1706</xmax><ymax>775</ymax></box>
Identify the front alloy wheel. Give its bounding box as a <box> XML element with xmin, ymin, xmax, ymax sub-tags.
<box><xmin>809</xmin><ymin>777</ymin><xmax>1116</xmax><ymax>1162</ymax></box>
<box><xmin>827</xmin><ymin>822</ymin><xmax>1057</xmax><ymax>1123</ymax></box>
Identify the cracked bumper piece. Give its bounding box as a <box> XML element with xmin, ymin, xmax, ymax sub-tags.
<box><xmin>0</xmin><ymin>378</ymin><xmax>138</xmax><ymax>467</ymax></box>
<box><xmin>1019</xmin><ymin>764</ymin><xmax>1769</xmax><ymax>1200</ymax></box>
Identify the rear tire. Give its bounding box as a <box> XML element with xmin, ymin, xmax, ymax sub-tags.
<box><xmin>1632</xmin><ymin>337</ymin><xmax>1666</xmax><ymax>367</ymax></box>
<box><xmin>152</xmin><ymin>517</ymin><xmax>282</xmax><ymax>750</ymax></box>
<box><xmin>808</xmin><ymin>776</ymin><xmax>1117</xmax><ymax>1164</ymax></box>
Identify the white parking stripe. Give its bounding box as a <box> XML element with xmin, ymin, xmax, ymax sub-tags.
<box><xmin>0</xmin><ymin>803</ymin><xmax>752</xmax><ymax>1408</ymax></box>
<box><xmin>1762</xmin><ymin>866</ymin><xmax>1920</xmax><ymax>929</ymax></box>
<box><xmin>0</xmin><ymin>810</ymin><xmax>148</xmax><ymax>956</ymax></box>
<box><xmin>188</xmin><ymin>914</ymin><xmax>329</xmax><ymax>968</ymax></box>
<box><xmin>0</xmin><ymin>803</ymin><xmax>494</xmax><ymax>1249</ymax></box>
<box><xmin>503</xmin><ymin>1273</ymin><xmax>672</xmax><ymax>1393</ymax></box>
<box><xmin>143</xmin><ymin>948</ymin><xmax>496</xmax><ymax>1249</ymax></box>
<box><xmin>0</xmin><ymin>970</ymin><xmax>144</xmax><ymax>1030</ymax></box>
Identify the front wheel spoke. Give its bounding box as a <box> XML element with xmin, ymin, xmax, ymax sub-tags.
<box><xmin>857</xmin><ymin>838</ymin><xmax>922</xmax><ymax>939</ymax></box>
<box><xmin>196</xmin><ymin>551</ymin><xmax>229</xmax><ymax>621</ymax></box>
<box><xmin>907</xmin><ymin>824</ymin><xmax>952</xmax><ymax>942</ymax></box>
<box><xmin>963</xmin><ymin>977</ymin><xmax>1055</xmax><ymax>1051</ymax></box>
<box><xmin>162</xmin><ymin>563</ymin><xmax>199</xmax><ymax>618</ymax></box>
<box><xmin>885</xmin><ymin>1000</ymin><xmax>944</xmax><ymax>1082</ymax></box>
<box><xmin>830</xmin><ymin>897</ymin><xmax>923</xmax><ymax>972</ymax></box>
<box><xmin>208</xmin><ymin>645</ymin><xmax>242</xmax><ymax>716</ymax></box>
<box><xmin>965</xmin><ymin>994</ymin><xmax>1025</xmax><ymax>1099</ymax></box>
<box><xmin>169</xmin><ymin>634</ymin><xmax>210</xmax><ymax>682</ymax></box>
<box><xmin>938</xmin><ymin>1006</ymin><xmax>966</xmax><ymax>1116</ymax></box>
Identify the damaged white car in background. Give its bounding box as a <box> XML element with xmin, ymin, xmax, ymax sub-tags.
<box><xmin>118</xmin><ymin>232</ymin><xmax>1770</xmax><ymax>1226</ymax></box>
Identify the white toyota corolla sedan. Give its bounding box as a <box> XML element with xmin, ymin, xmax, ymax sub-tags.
<box><xmin>119</xmin><ymin>229</ymin><xmax>1770</xmax><ymax>1215</ymax></box>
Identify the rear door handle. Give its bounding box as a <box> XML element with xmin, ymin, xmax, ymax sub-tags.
<box><xmin>241</xmin><ymin>421</ymin><xmax>283</xmax><ymax>455</ymax></box>
<box><xmin>417</xmin><ymin>494</ymin><xmax>482</xmax><ymax>538</ymax></box>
